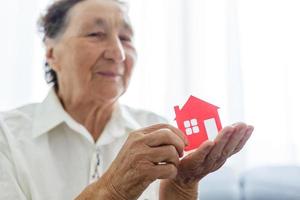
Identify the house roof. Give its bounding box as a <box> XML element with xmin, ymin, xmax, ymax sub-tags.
<box><xmin>175</xmin><ymin>95</ymin><xmax>219</xmax><ymax>114</ymax></box>
<box><xmin>182</xmin><ymin>95</ymin><xmax>219</xmax><ymax>110</ymax></box>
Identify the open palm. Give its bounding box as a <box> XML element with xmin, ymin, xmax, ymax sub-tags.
<box><xmin>174</xmin><ymin>123</ymin><xmax>254</xmax><ymax>185</ymax></box>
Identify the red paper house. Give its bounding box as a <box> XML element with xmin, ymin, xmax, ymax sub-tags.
<box><xmin>174</xmin><ymin>95</ymin><xmax>222</xmax><ymax>151</ymax></box>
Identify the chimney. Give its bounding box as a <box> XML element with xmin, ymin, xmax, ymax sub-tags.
<box><xmin>174</xmin><ymin>106</ymin><xmax>180</xmax><ymax>117</ymax></box>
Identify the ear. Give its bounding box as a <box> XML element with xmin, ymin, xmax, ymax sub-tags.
<box><xmin>45</xmin><ymin>38</ymin><xmax>60</xmax><ymax>72</ymax></box>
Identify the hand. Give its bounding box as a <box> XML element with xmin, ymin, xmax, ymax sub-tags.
<box><xmin>174</xmin><ymin>122</ymin><xmax>254</xmax><ymax>187</ymax></box>
<box><xmin>96</xmin><ymin>124</ymin><xmax>188</xmax><ymax>200</ymax></box>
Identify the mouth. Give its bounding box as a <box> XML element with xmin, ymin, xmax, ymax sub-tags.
<box><xmin>96</xmin><ymin>71</ymin><xmax>122</xmax><ymax>78</ymax></box>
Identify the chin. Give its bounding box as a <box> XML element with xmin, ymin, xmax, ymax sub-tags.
<box><xmin>93</xmin><ymin>88</ymin><xmax>124</xmax><ymax>104</ymax></box>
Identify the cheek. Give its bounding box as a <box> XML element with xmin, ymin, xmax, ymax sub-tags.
<box><xmin>124</xmin><ymin>57</ymin><xmax>135</xmax><ymax>82</ymax></box>
<box><xmin>124</xmin><ymin>48</ymin><xmax>137</xmax><ymax>78</ymax></box>
<box><xmin>72</xmin><ymin>41</ymin><xmax>102</xmax><ymax>70</ymax></box>
<box><xmin>59</xmin><ymin>41</ymin><xmax>104</xmax><ymax>84</ymax></box>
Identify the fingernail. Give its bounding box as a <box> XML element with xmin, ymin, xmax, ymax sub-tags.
<box><xmin>180</xmin><ymin>151</ymin><xmax>184</xmax><ymax>157</ymax></box>
<box><xmin>247</xmin><ymin>128</ymin><xmax>253</xmax><ymax>136</ymax></box>
<box><xmin>225</xmin><ymin>129</ymin><xmax>233</xmax><ymax>137</ymax></box>
<box><xmin>231</xmin><ymin>123</ymin><xmax>239</xmax><ymax>127</ymax></box>
<box><xmin>249</xmin><ymin>125</ymin><xmax>255</xmax><ymax>131</ymax></box>
<box><xmin>185</xmin><ymin>139</ymin><xmax>189</xmax><ymax>146</ymax></box>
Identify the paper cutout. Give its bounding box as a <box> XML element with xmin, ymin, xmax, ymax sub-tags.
<box><xmin>174</xmin><ymin>95</ymin><xmax>222</xmax><ymax>151</ymax></box>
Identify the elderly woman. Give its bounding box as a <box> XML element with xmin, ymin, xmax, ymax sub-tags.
<box><xmin>0</xmin><ymin>0</ymin><xmax>254</xmax><ymax>199</ymax></box>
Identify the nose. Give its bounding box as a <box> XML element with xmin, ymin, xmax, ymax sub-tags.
<box><xmin>104</xmin><ymin>36</ymin><xmax>126</xmax><ymax>63</ymax></box>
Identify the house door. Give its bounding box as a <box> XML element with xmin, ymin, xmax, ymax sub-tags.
<box><xmin>204</xmin><ymin>118</ymin><xmax>218</xmax><ymax>140</ymax></box>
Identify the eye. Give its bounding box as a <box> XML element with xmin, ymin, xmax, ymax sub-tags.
<box><xmin>119</xmin><ymin>35</ymin><xmax>132</xmax><ymax>42</ymax></box>
<box><xmin>87</xmin><ymin>32</ymin><xmax>106</xmax><ymax>38</ymax></box>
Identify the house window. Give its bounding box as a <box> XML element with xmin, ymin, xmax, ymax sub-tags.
<box><xmin>183</xmin><ymin>119</ymin><xmax>200</xmax><ymax>135</ymax></box>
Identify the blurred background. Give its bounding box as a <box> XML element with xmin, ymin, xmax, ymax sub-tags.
<box><xmin>1</xmin><ymin>0</ymin><xmax>300</xmax><ymax>174</ymax></box>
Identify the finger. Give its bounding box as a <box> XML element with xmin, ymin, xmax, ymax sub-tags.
<box><xmin>165</xmin><ymin>124</ymin><xmax>189</xmax><ymax>146</ymax></box>
<box><xmin>141</xmin><ymin>124</ymin><xmax>189</xmax><ymax>146</ymax></box>
<box><xmin>148</xmin><ymin>145</ymin><xmax>180</xmax><ymax>166</ymax></box>
<box><xmin>153</xmin><ymin>163</ymin><xmax>178</xmax><ymax>179</ymax></box>
<box><xmin>231</xmin><ymin>125</ymin><xmax>254</xmax><ymax>155</ymax></box>
<box><xmin>212</xmin><ymin>159</ymin><xmax>227</xmax><ymax>173</ymax></box>
<box><xmin>184</xmin><ymin>141</ymin><xmax>215</xmax><ymax>164</ymax></box>
<box><xmin>175</xmin><ymin>141</ymin><xmax>214</xmax><ymax>181</ymax></box>
<box><xmin>206</xmin><ymin>126</ymin><xmax>235</xmax><ymax>163</ymax></box>
<box><xmin>220</xmin><ymin>123</ymin><xmax>248</xmax><ymax>158</ymax></box>
<box><xmin>144</xmin><ymin>128</ymin><xmax>185</xmax><ymax>157</ymax></box>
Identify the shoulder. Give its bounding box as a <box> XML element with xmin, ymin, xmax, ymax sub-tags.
<box><xmin>120</xmin><ymin>105</ymin><xmax>169</xmax><ymax>127</ymax></box>
<box><xmin>0</xmin><ymin>103</ymin><xmax>39</xmax><ymax>141</ymax></box>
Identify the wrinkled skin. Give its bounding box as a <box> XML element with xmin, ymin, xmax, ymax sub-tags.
<box><xmin>176</xmin><ymin>123</ymin><xmax>253</xmax><ymax>184</ymax></box>
<box><xmin>44</xmin><ymin>0</ymin><xmax>254</xmax><ymax>199</ymax></box>
<box><xmin>159</xmin><ymin>123</ymin><xmax>253</xmax><ymax>200</ymax></box>
<box><xmin>98</xmin><ymin>124</ymin><xmax>188</xmax><ymax>199</ymax></box>
<box><xmin>77</xmin><ymin>123</ymin><xmax>253</xmax><ymax>200</ymax></box>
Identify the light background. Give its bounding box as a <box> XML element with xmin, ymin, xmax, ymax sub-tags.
<box><xmin>1</xmin><ymin>0</ymin><xmax>300</xmax><ymax>172</ymax></box>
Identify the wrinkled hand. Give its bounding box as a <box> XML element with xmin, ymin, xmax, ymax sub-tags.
<box><xmin>97</xmin><ymin>124</ymin><xmax>188</xmax><ymax>200</ymax></box>
<box><xmin>174</xmin><ymin>122</ymin><xmax>254</xmax><ymax>187</ymax></box>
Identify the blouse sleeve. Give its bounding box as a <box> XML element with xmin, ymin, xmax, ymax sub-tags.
<box><xmin>0</xmin><ymin>116</ymin><xmax>28</xmax><ymax>200</ymax></box>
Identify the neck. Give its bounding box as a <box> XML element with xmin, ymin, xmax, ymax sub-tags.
<box><xmin>58</xmin><ymin>90</ymin><xmax>117</xmax><ymax>142</ymax></box>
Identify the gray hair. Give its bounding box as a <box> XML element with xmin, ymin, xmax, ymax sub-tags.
<box><xmin>38</xmin><ymin>0</ymin><xmax>126</xmax><ymax>88</ymax></box>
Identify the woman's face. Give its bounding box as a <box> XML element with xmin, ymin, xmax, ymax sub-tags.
<box><xmin>47</xmin><ymin>0</ymin><xmax>136</xmax><ymax>104</ymax></box>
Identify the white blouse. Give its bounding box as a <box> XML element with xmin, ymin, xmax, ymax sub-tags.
<box><xmin>0</xmin><ymin>88</ymin><xmax>167</xmax><ymax>200</ymax></box>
